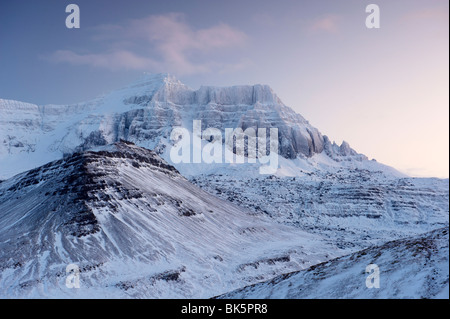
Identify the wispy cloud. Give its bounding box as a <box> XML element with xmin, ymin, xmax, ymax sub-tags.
<box><xmin>308</xmin><ymin>14</ymin><xmax>341</xmax><ymax>34</ymax></box>
<box><xmin>48</xmin><ymin>13</ymin><xmax>248</xmax><ymax>75</ymax></box>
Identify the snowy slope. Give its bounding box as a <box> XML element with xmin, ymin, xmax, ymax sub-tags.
<box><xmin>216</xmin><ymin>227</ymin><xmax>449</xmax><ymax>299</ymax></box>
<box><xmin>0</xmin><ymin>142</ymin><xmax>340</xmax><ymax>298</ymax></box>
<box><xmin>192</xmin><ymin>168</ymin><xmax>449</xmax><ymax>252</ymax></box>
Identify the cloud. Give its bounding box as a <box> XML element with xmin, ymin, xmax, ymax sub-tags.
<box><xmin>308</xmin><ymin>15</ymin><xmax>341</xmax><ymax>34</ymax></box>
<box><xmin>48</xmin><ymin>13</ymin><xmax>247</xmax><ymax>75</ymax></box>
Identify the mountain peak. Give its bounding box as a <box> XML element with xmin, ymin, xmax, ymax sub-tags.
<box><xmin>127</xmin><ymin>72</ymin><xmax>186</xmax><ymax>89</ymax></box>
<box><xmin>78</xmin><ymin>140</ymin><xmax>181</xmax><ymax>177</ymax></box>
<box><xmin>0</xmin><ymin>74</ymin><xmax>389</xmax><ymax>179</ymax></box>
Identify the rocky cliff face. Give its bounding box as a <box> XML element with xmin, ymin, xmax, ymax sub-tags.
<box><xmin>74</xmin><ymin>74</ymin><xmax>328</xmax><ymax>159</ymax></box>
<box><xmin>0</xmin><ymin>73</ymin><xmax>362</xmax><ymax>179</ymax></box>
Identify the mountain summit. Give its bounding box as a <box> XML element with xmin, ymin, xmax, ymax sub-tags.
<box><xmin>2</xmin><ymin>74</ymin><xmax>380</xmax><ymax>179</ymax></box>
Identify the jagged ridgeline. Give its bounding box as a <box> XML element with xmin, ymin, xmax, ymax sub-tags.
<box><xmin>0</xmin><ymin>73</ymin><xmax>365</xmax><ymax>180</ymax></box>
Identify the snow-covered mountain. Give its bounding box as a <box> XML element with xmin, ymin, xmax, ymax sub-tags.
<box><xmin>216</xmin><ymin>227</ymin><xmax>449</xmax><ymax>299</ymax></box>
<box><xmin>0</xmin><ymin>73</ymin><xmax>448</xmax><ymax>299</ymax></box>
<box><xmin>1</xmin><ymin>73</ymin><xmax>372</xmax><ymax>180</ymax></box>
<box><xmin>0</xmin><ymin>141</ymin><xmax>340</xmax><ymax>298</ymax></box>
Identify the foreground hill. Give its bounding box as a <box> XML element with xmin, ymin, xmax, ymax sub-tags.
<box><xmin>216</xmin><ymin>227</ymin><xmax>449</xmax><ymax>299</ymax></box>
<box><xmin>0</xmin><ymin>142</ymin><xmax>338</xmax><ymax>298</ymax></box>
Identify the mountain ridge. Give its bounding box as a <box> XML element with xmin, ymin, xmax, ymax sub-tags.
<box><xmin>1</xmin><ymin>73</ymin><xmax>372</xmax><ymax>180</ymax></box>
